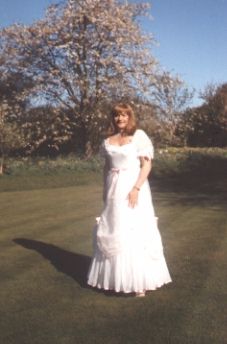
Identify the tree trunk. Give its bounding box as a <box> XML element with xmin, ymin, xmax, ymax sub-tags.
<box><xmin>84</xmin><ymin>141</ymin><xmax>93</xmax><ymax>159</ymax></box>
<box><xmin>0</xmin><ymin>156</ymin><xmax>4</xmax><ymax>175</ymax></box>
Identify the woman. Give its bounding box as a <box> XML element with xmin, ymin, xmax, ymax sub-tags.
<box><xmin>87</xmin><ymin>104</ymin><xmax>172</xmax><ymax>296</ymax></box>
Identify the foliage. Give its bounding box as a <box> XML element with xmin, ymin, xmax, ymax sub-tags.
<box><xmin>0</xmin><ymin>63</ymin><xmax>33</xmax><ymax>173</ymax></box>
<box><xmin>0</xmin><ymin>0</ymin><xmax>189</xmax><ymax>154</ymax></box>
<box><xmin>21</xmin><ymin>105</ymin><xmax>75</xmax><ymax>155</ymax></box>
<box><xmin>180</xmin><ymin>83</ymin><xmax>227</xmax><ymax>147</ymax></box>
<box><xmin>153</xmin><ymin>146</ymin><xmax>227</xmax><ymax>178</ymax></box>
<box><xmin>2</xmin><ymin>146</ymin><xmax>226</xmax><ymax>175</ymax></box>
<box><xmin>0</xmin><ymin>120</ymin><xmax>26</xmax><ymax>174</ymax></box>
<box><xmin>152</xmin><ymin>71</ymin><xmax>194</xmax><ymax>145</ymax></box>
<box><xmin>3</xmin><ymin>154</ymin><xmax>103</xmax><ymax>176</ymax></box>
<box><xmin>0</xmin><ymin>0</ymin><xmax>156</xmax><ymax>151</ymax></box>
<box><xmin>1</xmin><ymin>147</ymin><xmax>227</xmax><ymax>194</ymax></box>
<box><xmin>0</xmin><ymin>83</ymin><xmax>27</xmax><ymax>174</ymax></box>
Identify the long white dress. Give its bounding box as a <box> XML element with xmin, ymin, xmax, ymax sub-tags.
<box><xmin>87</xmin><ymin>129</ymin><xmax>172</xmax><ymax>293</ymax></box>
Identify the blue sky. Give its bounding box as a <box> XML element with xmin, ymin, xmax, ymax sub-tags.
<box><xmin>150</xmin><ymin>0</ymin><xmax>227</xmax><ymax>105</ymax></box>
<box><xmin>1</xmin><ymin>0</ymin><xmax>227</xmax><ymax>106</ymax></box>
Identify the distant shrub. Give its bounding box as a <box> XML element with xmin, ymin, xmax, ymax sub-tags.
<box><xmin>153</xmin><ymin>147</ymin><xmax>227</xmax><ymax>180</ymax></box>
<box><xmin>4</xmin><ymin>148</ymin><xmax>227</xmax><ymax>178</ymax></box>
<box><xmin>5</xmin><ymin>155</ymin><xmax>103</xmax><ymax>176</ymax></box>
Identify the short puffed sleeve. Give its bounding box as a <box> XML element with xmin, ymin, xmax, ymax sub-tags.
<box><xmin>133</xmin><ymin>129</ymin><xmax>154</xmax><ymax>160</ymax></box>
<box><xmin>99</xmin><ymin>139</ymin><xmax>107</xmax><ymax>158</ymax></box>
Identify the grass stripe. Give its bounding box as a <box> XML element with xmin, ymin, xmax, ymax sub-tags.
<box><xmin>0</xmin><ymin>173</ymin><xmax>226</xmax><ymax>344</ymax></box>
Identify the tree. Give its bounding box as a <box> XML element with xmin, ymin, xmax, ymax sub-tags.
<box><xmin>0</xmin><ymin>119</ymin><xmax>26</xmax><ymax>174</ymax></box>
<box><xmin>182</xmin><ymin>83</ymin><xmax>227</xmax><ymax>147</ymax></box>
<box><xmin>151</xmin><ymin>71</ymin><xmax>194</xmax><ymax>145</ymax></box>
<box><xmin>1</xmin><ymin>0</ymin><xmax>163</xmax><ymax>153</ymax></box>
<box><xmin>0</xmin><ymin>71</ymin><xmax>29</xmax><ymax>173</ymax></box>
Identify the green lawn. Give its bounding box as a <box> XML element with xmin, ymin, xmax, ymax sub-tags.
<box><xmin>0</xmin><ymin>166</ymin><xmax>227</xmax><ymax>344</ymax></box>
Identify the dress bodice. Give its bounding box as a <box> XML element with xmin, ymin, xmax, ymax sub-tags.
<box><xmin>104</xmin><ymin>141</ymin><xmax>140</xmax><ymax>170</ymax></box>
<box><xmin>101</xmin><ymin>129</ymin><xmax>154</xmax><ymax>171</ymax></box>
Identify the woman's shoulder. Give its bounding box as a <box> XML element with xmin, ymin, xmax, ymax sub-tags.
<box><xmin>133</xmin><ymin>128</ymin><xmax>153</xmax><ymax>147</ymax></box>
<box><xmin>133</xmin><ymin>129</ymin><xmax>150</xmax><ymax>140</ymax></box>
<box><xmin>134</xmin><ymin>128</ymin><xmax>148</xmax><ymax>135</ymax></box>
<box><xmin>133</xmin><ymin>129</ymin><xmax>154</xmax><ymax>159</ymax></box>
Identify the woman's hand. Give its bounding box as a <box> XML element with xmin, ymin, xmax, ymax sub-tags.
<box><xmin>127</xmin><ymin>157</ymin><xmax>151</xmax><ymax>208</ymax></box>
<box><xmin>127</xmin><ymin>188</ymin><xmax>139</xmax><ymax>208</ymax></box>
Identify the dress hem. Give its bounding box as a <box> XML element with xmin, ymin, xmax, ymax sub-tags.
<box><xmin>87</xmin><ymin>279</ymin><xmax>172</xmax><ymax>294</ymax></box>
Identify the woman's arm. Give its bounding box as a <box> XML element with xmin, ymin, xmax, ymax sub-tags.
<box><xmin>128</xmin><ymin>157</ymin><xmax>152</xmax><ymax>208</ymax></box>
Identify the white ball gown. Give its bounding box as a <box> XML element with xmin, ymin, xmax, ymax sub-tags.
<box><xmin>87</xmin><ymin>129</ymin><xmax>172</xmax><ymax>293</ymax></box>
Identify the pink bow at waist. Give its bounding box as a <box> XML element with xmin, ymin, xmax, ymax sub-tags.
<box><xmin>110</xmin><ymin>167</ymin><xmax>128</xmax><ymax>173</ymax></box>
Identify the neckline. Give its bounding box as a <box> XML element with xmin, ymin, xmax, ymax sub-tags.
<box><xmin>105</xmin><ymin>129</ymin><xmax>141</xmax><ymax>147</ymax></box>
<box><xmin>105</xmin><ymin>138</ymin><xmax>133</xmax><ymax>147</ymax></box>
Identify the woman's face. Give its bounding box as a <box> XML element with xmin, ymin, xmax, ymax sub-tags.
<box><xmin>114</xmin><ymin>111</ymin><xmax>129</xmax><ymax>131</ymax></box>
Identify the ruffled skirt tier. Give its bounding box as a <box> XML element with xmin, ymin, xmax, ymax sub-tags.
<box><xmin>87</xmin><ymin>245</ymin><xmax>172</xmax><ymax>293</ymax></box>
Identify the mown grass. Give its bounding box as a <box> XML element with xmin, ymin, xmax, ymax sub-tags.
<box><xmin>0</xmin><ymin>149</ymin><xmax>227</xmax><ymax>344</ymax></box>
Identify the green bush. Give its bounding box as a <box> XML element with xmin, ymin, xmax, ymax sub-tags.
<box><xmin>4</xmin><ymin>155</ymin><xmax>103</xmax><ymax>176</ymax></box>
<box><xmin>153</xmin><ymin>147</ymin><xmax>227</xmax><ymax>177</ymax></box>
<box><xmin>1</xmin><ymin>148</ymin><xmax>227</xmax><ymax>193</ymax></box>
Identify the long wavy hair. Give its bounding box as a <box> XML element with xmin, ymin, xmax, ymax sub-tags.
<box><xmin>107</xmin><ymin>103</ymin><xmax>137</xmax><ymax>136</ymax></box>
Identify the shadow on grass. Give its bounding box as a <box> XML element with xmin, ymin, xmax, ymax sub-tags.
<box><xmin>12</xmin><ymin>238</ymin><xmax>144</xmax><ymax>298</ymax></box>
<box><xmin>13</xmin><ymin>238</ymin><xmax>91</xmax><ymax>288</ymax></box>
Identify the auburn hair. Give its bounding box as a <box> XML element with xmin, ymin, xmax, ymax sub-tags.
<box><xmin>108</xmin><ymin>103</ymin><xmax>137</xmax><ymax>136</ymax></box>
